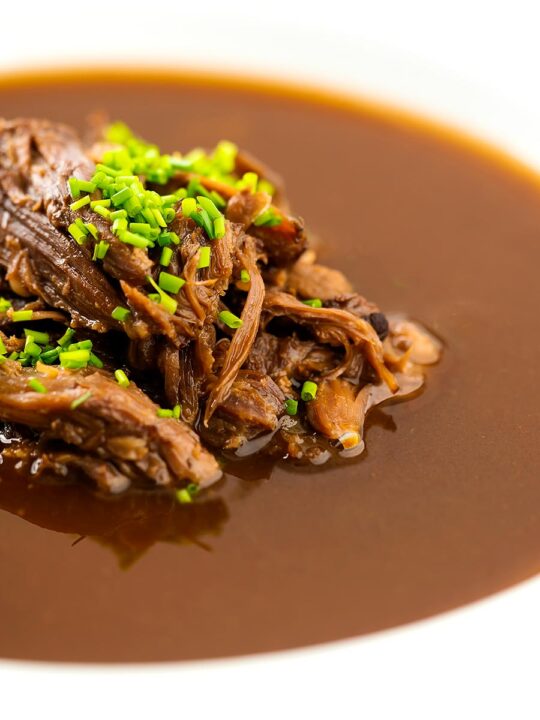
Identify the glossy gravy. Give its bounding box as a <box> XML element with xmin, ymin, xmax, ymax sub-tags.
<box><xmin>0</xmin><ymin>71</ymin><xmax>539</xmax><ymax>662</ymax></box>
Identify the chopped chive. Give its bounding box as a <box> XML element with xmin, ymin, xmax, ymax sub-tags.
<box><xmin>158</xmin><ymin>271</ymin><xmax>185</xmax><ymax>294</ymax></box>
<box><xmin>8</xmin><ymin>351</ymin><xmax>18</xmax><ymax>361</ymax></box>
<box><xmin>191</xmin><ymin>209</ymin><xmax>214</xmax><ymax>238</ymax></box>
<box><xmin>110</xmin><ymin>209</ymin><xmax>127</xmax><ymax>220</ymax></box>
<box><xmin>302</xmin><ymin>298</ymin><xmax>322</xmax><ymax>308</ymax></box>
<box><xmin>146</xmin><ymin>276</ymin><xmax>178</xmax><ymax>315</ymax></box>
<box><xmin>253</xmin><ymin>208</ymin><xmax>282</xmax><ymax>227</ymax></box>
<box><xmin>68</xmin><ymin>178</ymin><xmax>80</xmax><ymax>199</ymax></box>
<box><xmin>197</xmin><ymin>246</ymin><xmax>211</xmax><ymax>269</ymax></box>
<box><xmin>90</xmin><ymin>198</ymin><xmax>111</xmax><ymax>209</ymax></box>
<box><xmin>89</xmin><ymin>353</ymin><xmax>104</xmax><ymax>369</ymax></box>
<box><xmin>173</xmin><ymin>404</ymin><xmax>182</xmax><ymax>419</ymax></box>
<box><xmin>24</xmin><ymin>340</ymin><xmax>41</xmax><ymax>358</ymax></box>
<box><xmin>95</xmin><ymin>163</ymin><xmax>121</xmax><ymax>177</ymax></box>
<box><xmin>176</xmin><ymin>488</ymin><xmax>192</xmax><ymax>504</ymax></box>
<box><xmin>210</xmin><ymin>190</ymin><xmax>226</xmax><ymax>209</ymax></box>
<box><xmin>213</xmin><ymin>215</ymin><xmax>225</xmax><ymax>238</ymax></box>
<box><xmin>70</xmin><ymin>195</ymin><xmax>91</xmax><ymax>211</ymax></box>
<box><xmin>68</xmin><ymin>222</ymin><xmax>87</xmax><ymax>245</ymax></box>
<box><xmin>186</xmin><ymin>482</ymin><xmax>199</xmax><ymax>497</ymax></box>
<box><xmin>112</xmin><ymin>217</ymin><xmax>128</xmax><ymax>234</ymax></box>
<box><xmin>212</xmin><ymin>139</ymin><xmax>237</xmax><ymax>173</ymax></box>
<box><xmin>141</xmin><ymin>207</ymin><xmax>158</xmax><ymax>227</ymax></box>
<box><xmin>0</xmin><ymin>297</ymin><xmax>12</xmax><ymax>313</ymax></box>
<box><xmin>11</xmin><ymin>310</ymin><xmax>33</xmax><ymax>322</ymax></box>
<box><xmin>84</xmin><ymin>223</ymin><xmax>99</xmax><ymax>240</ymax></box>
<box><xmin>301</xmin><ymin>381</ymin><xmax>318</xmax><ymax>402</ymax></box>
<box><xmin>67</xmin><ymin>340</ymin><xmax>92</xmax><ymax>351</ymax></box>
<box><xmin>163</xmin><ymin>207</ymin><xmax>176</xmax><ymax>223</ymax></box>
<box><xmin>74</xmin><ymin>218</ymin><xmax>89</xmax><ymax>234</ymax></box>
<box><xmin>59</xmin><ymin>349</ymin><xmax>91</xmax><ymax>368</ymax></box>
<box><xmin>196</xmin><ymin>196</ymin><xmax>221</xmax><ymax>220</ymax></box>
<box><xmin>70</xmin><ymin>391</ymin><xmax>92</xmax><ymax>410</ymax></box>
<box><xmin>114</xmin><ymin>369</ymin><xmax>130</xmax><ymax>388</ymax></box>
<box><xmin>240</xmin><ymin>269</ymin><xmax>250</xmax><ymax>283</ymax></box>
<box><xmin>57</xmin><ymin>328</ymin><xmax>75</xmax><ymax>347</ymax></box>
<box><xmin>24</xmin><ymin>328</ymin><xmax>49</xmax><ymax>345</ymax></box>
<box><xmin>111</xmin><ymin>187</ymin><xmax>134</xmax><ymax>209</ymax></box>
<box><xmin>118</xmin><ymin>230</ymin><xmax>151</xmax><ymax>248</ymax></box>
<box><xmin>92</xmin><ymin>240</ymin><xmax>110</xmax><ymax>260</ymax></box>
<box><xmin>157</xmin><ymin>408</ymin><xmax>174</xmax><ymax>418</ymax></box>
<box><xmin>111</xmin><ymin>306</ymin><xmax>131</xmax><ymax>322</ymax></box>
<box><xmin>158</xmin><ymin>231</ymin><xmax>180</xmax><ymax>247</ymax></box>
<box><xmin>78</xmin><ymin>180</ymin><xmax>97</xmax><ymax>193</ymax></box>
<box><xmin>237</xmin><ymin>171</ymin><xmax>258</xmax><ymax>192</ymax></box>
<box><xmin>28</xmin><ymin>378</ymin><xmax>47</xmax><ymax>394</ymax></box>
<box><xmin>219</xmin><ymin>310</ymin><xmax>243</xmax><ymax>329</ymax></box>
<box><xmin>285</xmin><ymin>398</ymin><xmax>298</xmax><ymax>415</ymax></box>
<box><xmin>152</xmin><ymin>208</ymin><xmax>167</xmax><ymax>228</ymax></box>
<box><xmin>160</xmin><ymin>246</ymin><xmax>173</xmax><ymax>267</ymax></box>
<box><xmin>258</xmin><ymin>179</ymin><xmax>275</xmax><ymax>196</ymax></box>
<box><xmin>181</xmin><ymin>197</ymin><xmax>196</xmax><ymax>217</ymax></box>
<box><xmin>0</xmin><ymin>338</ymin><xmax>6</xmax><ymax>355</ymax></box>
<box><xmin>93</xmin><ymin>205</ymin><xmax>111</xmax><ymax>219</ymax></box>
<box><xmin>40</xmin><ymin>348</ymin><xmax>60</xmax><ymax>364</ymax></box>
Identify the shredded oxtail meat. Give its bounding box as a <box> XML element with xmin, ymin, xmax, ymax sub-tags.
<box><xmin>0</xmin><ymin>116</ymin><xmax>442</xmax><ymax>495</ymax></box>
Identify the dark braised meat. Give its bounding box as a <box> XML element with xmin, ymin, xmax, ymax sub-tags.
<box><xmin>0</xmin><ymin>360</ymin><xmax>221</xmax><ymax>493</ymax></box>
<box><xmin>0</xmin><ymin>116</ymin><xmax>441</xmax><ymax>493</ymax></box>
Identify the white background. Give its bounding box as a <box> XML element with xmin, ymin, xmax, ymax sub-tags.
<box><xmin>2</xmin><ymin>1</ymin><xmax>540</xmax><ymax>718</ymax></box>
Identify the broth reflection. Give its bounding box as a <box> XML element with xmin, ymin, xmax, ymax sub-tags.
<box><xmin>0</xmin><ymin>458</ymin><xmax>229</xmax><ymax>567</ymax></box>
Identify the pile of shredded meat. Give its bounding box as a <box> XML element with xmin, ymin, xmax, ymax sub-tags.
<box><xmin>0</xmin><ymin>117</ymin><xmax>441</xmax><ymax>494</ymax></box>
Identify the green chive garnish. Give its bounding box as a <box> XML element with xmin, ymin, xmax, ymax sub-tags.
<box><xmin>90</xmin><ymin>198</ymin><xmax>111</xmax><ymax>209</ymax></box>
<box><xmin>197</xmin><ymin>246</ymin><xmax>211</xmax><ymax>269</ymax></box>
<box><xmin>70</xmin><ymin>195</ymin><xmax>91</xmax><ymax>211</ymax></box>
<box><xmin>89</xmin><ymin>353</ymin><xmax>104</xmax><ymax>369</ymax></box>
<box><xmin>146</xmin><ymin>276</ymin><xmax>178</xmax><ymax>315</ymax></box>
<box><xmin>157</xmin><ymin>408</ymin><xmax>174</xmax><ymax>418</ymax></box>
<box><xmin>68</xmin><ymin>178</ymin><xmax>80</xmax><ymax>199</ymax></box>
<box><xmin>302</xmin><ymin>298</ymin><xmax>322</xmax><ymax>308</ymax></box>
<box><xmin>111</xmin><ymin>306</ymin><xmax>131</xmax><ymax>322</ymax></box>
<box><xmin>68</xmin><ymin>223</ymin><xmax>87</xmax><ymax>245</ymax></box>
<box><xmin>28</xmin><ymin>378</ymin><xmax>47</xmax><ymax>394</ymax></box>
<box><xmin>240</xmin><ymin>269</ymin><xmax>250</xmax><ymax>283</ymax></box>
<box><xmin>77</xmin><ymin>180</ymin><xmax>97</xmax><ymax>193</ymax></box>
<box><xmin>24</xmin><ymin>328</ymin><xmax>49</xmax><ymax>345</ymax></box>
<box><xmin>70</xmin><ymin>391</ymin><xmax>92</xmax><ymax>410</ymax></box>
<box><xmin>181</xmin><ymin>197</ymin><xmax>196</xmax><ymax>217</ymax></box>
<box><xmin>57</xmin><ymin>328</ymin><xmax>75</xmax><ymax>347</ymax></box>
<box><xmin>59</xmin><ymin>349</ymin><xmax>91</xmax><ymax>368</ymax></box>
<box><xmin>301</xmin><ymin>381</ymin><xmax>318</xmax><ymax>402</ymax></box>
<box><xmin>173</xmin><ymin>404</ymin><xmax>182</xmax><ymax>419</ymax></box>
<box><xmin>213</xmin><ymin>215</ymin><xmax>225</xmax><ymax>238</ymax></box>
<box><xmin>114</xmin><ymin>369</ymin><xmax>130</xmax><ymax>388</ymax></box>
<box><xmin>176</xmin><ymin>488</ymin><xmax>192</xmax><ymax>504</ymax></box>
<box><xmin>196</xmin><ymin>196</ymin><xmax>221</xmax><ymax>220</ymax></box>
<box><xmin>11</xmin><ymin>310</ymin><xmax>33</xmax><ymax>322</ymax></box>
<box><xmin>285</xmin><ymin>398</ymin><xmax>298</xmax><ymax>415</ymax></box>
<box><xmin>219</xmin><ymin>310</ymin><xmax>243</xmax><ymax>329</ymax></box>
<box><xmin>160</xmin><ymin>246</ymin><xmax>173</xmax><ymax>267</ymax></box>
<box><xmin>158</xmin><ymin>272</ymin><xmax>185</xmax><ymax>295</ymax></box>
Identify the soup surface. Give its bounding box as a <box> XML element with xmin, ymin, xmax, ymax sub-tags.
<box><xmin>0</xmin><ymin>72</ymin><xmax>539</xmax><ymax>663</ymax></box>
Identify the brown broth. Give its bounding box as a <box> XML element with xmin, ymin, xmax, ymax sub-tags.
<box><xmin>0</xmin><ymin>70</ymin><xmax>540</xmax><ymax>663</ymax></box>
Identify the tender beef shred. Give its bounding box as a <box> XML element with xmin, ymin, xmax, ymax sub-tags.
<box><xmin>0</xmin><ymin>360</ymin><xmax>221</xmax><ymax>492</ymax></box>
<box><xmin>0</xmin><ymin>116</ymin><xmax>442</xmax><ymax>492</ymax></box>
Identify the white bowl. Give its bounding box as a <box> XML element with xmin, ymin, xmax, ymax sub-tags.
<box><xmin>2</xmin><ymin>2</ymin><xmax>540</xmax><ymax>717</ymax></box>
